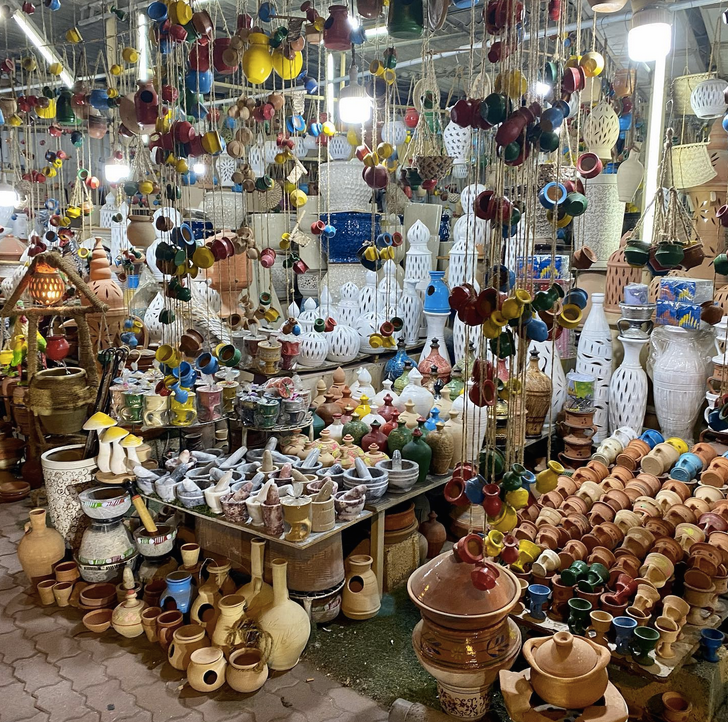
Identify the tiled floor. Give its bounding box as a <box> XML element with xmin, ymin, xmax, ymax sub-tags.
<box><xmin>0</xmin><ymin>499</ymin><xmax>389</xmax><ymax>722</ymax></box>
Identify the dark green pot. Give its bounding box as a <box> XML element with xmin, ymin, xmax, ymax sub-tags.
<box><xmin>624</xmin><ymin>241</ymin><xmax>651</xmax><ymax>267</ymax></box>
<box><xmin>654</xmin><ymin>242</ymin><xmax>685</xmax><ymax>268</ymax></box>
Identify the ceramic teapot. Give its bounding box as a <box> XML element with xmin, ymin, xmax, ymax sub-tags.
<box><xmin>522</xmin><ymin>631</ymin><xmax>610</xmax><ymax>709</ymax></box>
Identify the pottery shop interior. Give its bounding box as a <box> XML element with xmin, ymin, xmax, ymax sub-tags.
<box><xmin>10</xmin><ymin>0</ymin><xmax>728</xmax><ymax>722</ymax></box>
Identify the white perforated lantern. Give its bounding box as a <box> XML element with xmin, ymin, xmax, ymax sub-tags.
<box><xmin>583</xmin><ymin>101</ymin><xmax>620</xmax><ymax>161</ymax></box>
<box><xmin>690</xmin><ymin>78</ymin><xmax>728</xmax><ymax>119</ymax></box>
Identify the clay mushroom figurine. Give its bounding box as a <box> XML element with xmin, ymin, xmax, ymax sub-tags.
<box><xmin>102</xmin><ymin>426</ymin><xmax>130</xmax><ymax>475</ymax></box>
<box><xmin>83</xmin><ymin>412</ymin><xmax>118</xmax><ymax>473</ymax></box>
<box><xmin>121</xmin><ymin>434</ymin><xmax>143</xmax><ymax>469</ymax></box>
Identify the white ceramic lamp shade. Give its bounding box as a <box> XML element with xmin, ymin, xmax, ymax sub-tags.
<box><xmin>690</xmin><ymin>78</ymin><xmax>728</xmax><ymax>120</ymax></box>
<box><xmin>584</xmin><ymin>101</ymin><xmax>620</xmax><ymax>161</ymax></box>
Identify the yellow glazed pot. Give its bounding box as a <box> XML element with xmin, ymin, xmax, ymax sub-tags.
<box><xmin>242</xmin><ymin>33</ymin><xmax>273</xmax><ymax>84</ymax></box>
<box><xmin>272</xmin><ymin>48</ymin><xmax>303</xmax><ymax>80</ymax></box>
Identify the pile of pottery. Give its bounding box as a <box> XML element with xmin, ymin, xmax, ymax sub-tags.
<box><xmin>500</xmin><ymin>429</ymin><xmax>728</xmax><ymax>665</ymax></box>
<box><xmin>140</xmin><ymin>446</ymin><xmax>371</xmax><ymax>541</ymax></box>
<box><xmin>22</xmin><ymin>535</ymin><xmax>313</xmax><ymax>693</ymax></box>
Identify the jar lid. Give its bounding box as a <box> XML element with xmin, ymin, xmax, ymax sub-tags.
<box><xmin>532</xmin><ymin>631</ymin><xmax>598</xmax><ymax>678</ymax></box>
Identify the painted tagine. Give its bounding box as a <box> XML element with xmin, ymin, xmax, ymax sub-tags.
<box><xmin>407</xmin><ymin>551</ymin><xmax>522</xmax><ymax>719</ymax></box>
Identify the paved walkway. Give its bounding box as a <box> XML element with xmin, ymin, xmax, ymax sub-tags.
<box><xmin>0</xmin><ymin>499</ymin><xmax>388</xmax><ymax>722</ymax></box>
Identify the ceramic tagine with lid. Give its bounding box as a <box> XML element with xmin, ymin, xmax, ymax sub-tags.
<box><xmin>521</xmin><ymin>631</ymin><xmax>610</xmax><ymax>710</ymax></box>
<box><xmin>407</xmin><ymin>551</ymin><xmax>522</xmax><ymax>720</ymax></box>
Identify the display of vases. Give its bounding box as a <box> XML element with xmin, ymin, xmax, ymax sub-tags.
<box><xmin>583</xmin><ymin>173</ymin><xmax>624</xmax><ymax>263</ymax></box>
<box><xmin>256</xmin><ymin>559</ymin><xmax>311</xmax><ymax>670</ymax></box>
<box><xmin>608</xmin><ymin>335</ymin><xmax>648</xmax><ymax>435</ymax></box>
<box><xmin>576</xmin><ymin>293</ymin><xmax>612</xmax><ymax>443</ymax></box>
<box><xmin>17</xmin><ymin>508</ymin><xmax>65</xmax><ymax>584</ymax></box>
<box><xmin>326</xmin><ymin>324</ymin><xmax>360</xmax><ymax>363</ymax></box>
<box><xmin>650</xmin><ymin>327</ymin><xmax>710</xmax><ymax>444</ymax></box>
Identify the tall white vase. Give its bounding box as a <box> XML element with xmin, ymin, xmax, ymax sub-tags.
<box><xmin>650</xmin><ymin>327</ymin><xmax>708</xmax><ymax>444</ymax></box>
<box><xmin>583</xmin><ymin>174</ymin><xmax>624</xmax><ymax>263</ymax></box>
<box><xmin>453</xmin><ymin>316</ymin><xmax>483</xmax><ymax>369</ymax></box>
<box><xmin>576</xmin><ymin>293</ymin><xmax>613</xmax><ymax>443</ymax></box>
<box><xmin>420</xmin><ymin>312</ymin><xmax>450</xmax><ymax>366</ymax></box>
<box><xmin>529</xmin><ymin>340</ymin><xmax>567</xmax><ymax>423</ymax></box>
<box><xmin>608</xmin><ymin>335</ymin><xmax>648</xmax><ymax>435</ymax></box>
<box><xmin>400</xmin><ymin>279</ymin><xmax>423</xmax><ymax>345</ymax></box>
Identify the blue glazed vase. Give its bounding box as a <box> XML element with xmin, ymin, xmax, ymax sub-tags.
<box><xmin>160</xmin><ymin>571</ymin><xmax>194</xmax><ymax>614</ymax></box>
<box><xmin>701</xmin><ymin>628</ymin><xmax>724</xmax><ymax>662</ymax></box>
<box><xmin>383</xmin><ymin>339</ymin><xmax>417</xmax><ymax>382</ymax></box>
<box><xmin>424</xmin><ymin>407</ymin><xmax>441</xmax><ymax>432</ymax></box>
<box><xmin>423</xmin><ymin>271</ymin><xmax>450</xmax><ymax>313</ymax></box>
<box><xmin>669</xmin><ymin>452</ymin><xmax>703</xmax><ymax>482</ymax></box>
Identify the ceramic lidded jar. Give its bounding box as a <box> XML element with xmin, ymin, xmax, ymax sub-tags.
<box><xmin>522</xmin><ymin>631</ymin><xmax>610</xmax><ymax>709</ymax></box>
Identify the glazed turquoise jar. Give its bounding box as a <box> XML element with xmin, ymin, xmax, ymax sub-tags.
<box><xmin>423</xmin><ymin>271</ymin><xmax>450</xmax><ymax>313</ymax></box>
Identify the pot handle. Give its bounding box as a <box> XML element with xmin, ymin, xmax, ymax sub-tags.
<box><xmin>521</xmin><ymin>638</ymin><xmax>539</xmax><ymax>669</ymax></box>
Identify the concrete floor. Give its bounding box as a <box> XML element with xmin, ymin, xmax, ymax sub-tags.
<box><xmin>0</xmin><ymin>499</ymin><xmax>389</xmax><ymax>722</ymax></box>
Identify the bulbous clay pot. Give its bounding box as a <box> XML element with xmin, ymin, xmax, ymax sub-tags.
<box><xmin>522</xmin><ymin>631</ymin><xmax>610</xmax><ymax>709</ymax></box>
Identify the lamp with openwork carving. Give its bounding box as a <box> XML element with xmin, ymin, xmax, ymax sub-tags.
<box><xmin>28</xmin><ymin>261</ymin><xmax>66</xmax><ymax>306</ymax></box>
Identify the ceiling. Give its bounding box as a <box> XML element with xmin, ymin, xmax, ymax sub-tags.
<box><xmin>0</xmin><ymin>0</ymin><xmax>725</xmax><ymax>103</ymax></box>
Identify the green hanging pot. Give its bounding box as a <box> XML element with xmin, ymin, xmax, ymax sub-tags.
<box><xmin>654</xmin><ymin>242</ymin><xmax>685</xmax><ymax>269</ymax></box>
<box><xmin>714</xmin><ymin>253</ymin><xmax>728</xmax><ymax>276</ymax></box>
<box><xmin>479</xmin><ymin>447</ymin><xmax>506</xmax><ymax>479</ymax></box>
<box><xmin>624</xmin><ymin>240</ymin><xmax>651</xmax><ymax>267</ymax></box>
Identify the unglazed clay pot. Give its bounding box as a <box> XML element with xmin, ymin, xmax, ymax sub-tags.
<box><xmin>408</xmin><ymin>552</ymin><xmax>522</xmax><ymax>719</ymax></box>
<box><xmin>17</xmin><ymin>509</ymin><xmax>65</xmax><ymax>584</ymax></box>
<box><xmin>522</xmin><ymin>631</ymin><xmax>610</xmax><ymax>709</ymax></box>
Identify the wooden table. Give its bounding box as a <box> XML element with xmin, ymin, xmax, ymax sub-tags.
<box><xmin>141</xmin><ymin>471</ymin><xmax>451</xmax><ymax>592</ymax></box>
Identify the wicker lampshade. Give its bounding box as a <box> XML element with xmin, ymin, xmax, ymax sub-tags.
<box><xmin>28</xmin><ymin>261</ymin><xmax>66</xmax><ymax>306</ymax></box>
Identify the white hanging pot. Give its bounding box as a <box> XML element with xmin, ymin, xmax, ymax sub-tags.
<box><xmin>690</xmin><ymin>78</ymin><xmax>728</xmax><ymax>119</ymax></box>
<box><xmin>583</xmin><ymin>101</ymin><xmax>620</xmax><ymax>161</ymax></box>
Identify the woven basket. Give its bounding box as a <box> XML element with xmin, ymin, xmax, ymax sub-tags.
<box><xmin>669</xmin><ymin>143</ymin><xmax>718</xmax><ymax>189</ymax></box>
<box><xmin>415</xmin><ymin>154</ymin><xmax>453</xmax><ymax>181</ymax></box>
<box><xmin>672</xmin><ymin>73</ymin><xmax>713</xmax><ymax>117</ymax></box>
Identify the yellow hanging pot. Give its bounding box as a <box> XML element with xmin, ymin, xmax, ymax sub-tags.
<box><xmin>35</xmin><ymin>99</ymin><xmax>56</xmax><ymax>119</ymax></box>
<box><xmin>242</xmin><ymin>33</ymin><xmax>273</xmax><ymax>85</ymax></box>
<box><xmin>271</xmin><ymin>48</ymin><xmax>303</xmax><ymax>80</ymax></box>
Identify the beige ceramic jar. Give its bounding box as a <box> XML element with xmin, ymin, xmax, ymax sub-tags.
<box><xmin>237</xmin><ymin>539</ymin><xmax>273</xmax><ymax>619</ymax></box>
<box><xmin>342</xmin><ymin>555</ymin><xmax>380</xmax><ymax>620</ymax></box>
<box><xmin>168</xmin><ymin>624</ymin><xmax>209</xmax><ymax>671</ymax></box>
<box><xmin>226</xmin><ymin>648</ymin><xmax>269</xmax><ymax>693</ymax></box>
<box><xmin>187</xmin><ymin>647</ymin><xmax>227</xmax><ymax>692</ymax></box>
<box><xmin>211</xmin><ymin>594</ymin><xmax>248</xmax><ymax>654</ymax></box>
<box><xmin>17</xmin><ymin>508</ymin><xmax>65</xmax><ymax>584</ymax></box>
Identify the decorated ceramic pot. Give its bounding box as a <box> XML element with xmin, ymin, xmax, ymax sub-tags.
<box><xmin>408</xmin><ymin>552</ymin><xmax>521</xmax><ymax>719</ymax></box>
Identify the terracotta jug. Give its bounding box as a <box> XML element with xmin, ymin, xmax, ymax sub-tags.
<box><xmin>211</xmin><ymin>594</ymin><xmax>248</xmax><ymax>654</ymax></box>
<box><xmin>342</xmin><ymin>555</ymin><xmax>381</xmax><ymax>620</ymax></box>
<box><xmin>17</xmin><ymin>508</ymin><xmax>65</xmax><ymax>584</ymax></box>
<box><xmin>238</xmin><ymin>541</ymin><xmax>274</xmax><ymax>620</ymax></box>
<box><xmin>419</xmin><ymin>512</ymin><xmax>447</xmax><ymax>558</ymax></box>
<box><xmin>256</xmin><ymin>559</ymin><xmax>311</xmax><ymax>670</ymax></box>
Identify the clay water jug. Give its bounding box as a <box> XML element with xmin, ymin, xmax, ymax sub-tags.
<box><xmin>211</xmin><ymin>594</ymin><xmax>248</xmax><ymax>654</ymax></box>
<box><xmin>419</xmin><ymin>512</ymin><xmax>446</xmax><ymax>558</ymax></box>
<box><xmin>256</xmin><ymin>559</ymin><xmax>311</xmax><ymax>670</ymax></box>
<box><xmin>238</xmin><ymin>539</ymin><xmax>274</xmax><ymax>619</ymax></box>
<box><xmin>17</xmin><ymin>508</ymin><xmax>65</xmax><ymax>584</ymax></box>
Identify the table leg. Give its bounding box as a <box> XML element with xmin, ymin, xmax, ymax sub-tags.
<box><xmin>370</xmin><ymin>509</ymin><xmax>385</xmax><ymax>596</ymax></box>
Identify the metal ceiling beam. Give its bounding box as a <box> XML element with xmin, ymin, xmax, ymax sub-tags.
<box><xmin>684</xmin><ymin>6</ymin><xmax>711</xmax><ymax>70</ymax></box>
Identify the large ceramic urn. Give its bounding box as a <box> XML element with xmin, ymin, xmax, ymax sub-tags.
<box><xmin>407</xmin><ymin>552</ymin><xmax>522</xmax><ymax>720</ymax></box>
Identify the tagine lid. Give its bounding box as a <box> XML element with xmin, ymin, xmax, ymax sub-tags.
<box><xmin>407</xmin><ymin>550</ymin><xmax>519</xmax><ymax>619</ymax></box>
<box><xmin>531</xmin><ymin>631</ymin><xmax>598</xmax><ymax>677</ymax></box>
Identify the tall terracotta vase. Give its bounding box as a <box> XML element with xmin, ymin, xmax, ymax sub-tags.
<box><xmin>256</xmin><ymin>559</ymin><xmax>311</xmax><ymax>670</ymax></box>
<box><xmin>525</xmin><ymin>349</ymin><xmax>551</xmax><ymax>437</ymax></box>
<box><xmin>17</xmin><ymin>508</ymin><xmax>65</xmax><ymax>585</ymax></box>
<box><xmin>82</xmin><ymin>237</ymin><xmax>127</xmax><ymax>348</ymax></box>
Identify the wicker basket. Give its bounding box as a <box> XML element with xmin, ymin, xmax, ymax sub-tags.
<box><xmin>669</xmin><ymin>143</ymin><xmax>718</xmax><ymax>189</ymax></box>
<box><xmin>672</xmin><ymin>73</ymin><xmax>714</xmax><ymax>117</ymax></box>
<box><xmin>415</xmin><ymin>154</ymin><xmax>453</xmax><ymax>181</ymax></box>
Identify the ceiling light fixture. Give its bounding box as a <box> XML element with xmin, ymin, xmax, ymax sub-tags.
<box><xmin>104</xmin><ymin>153</ymin><xmax>130</xmax><ymax>183</ymax></box>
<box><xmin>628</xmin><ymin>2</ymin><xmax>672</xmax><ymax>62</ymax></box>
<box><xmin>13</xmin><ymin>11</ymin><xmax>74</xmax><ymax>88</ymax></box>
<box><xmin>338</xmin><ymin>64</ymin><xmax>372</xmax><ymax>125</ymax></box>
